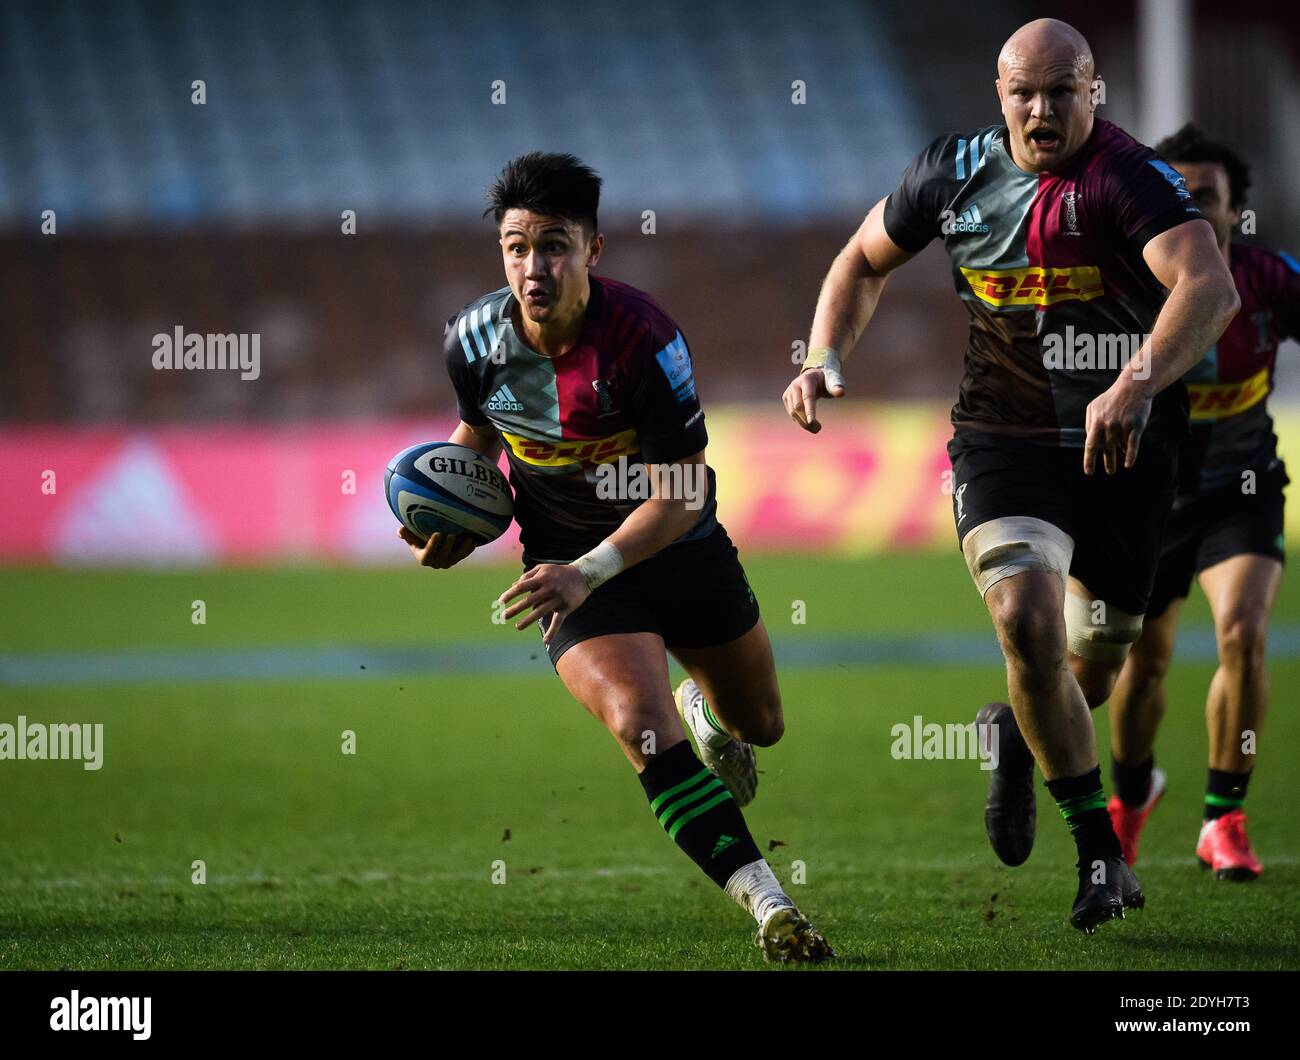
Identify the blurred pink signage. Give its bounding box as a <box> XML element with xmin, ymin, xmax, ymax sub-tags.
<box><xmin>0</xmin><ymin>405</ymin><xmax>961</xmax><ymax>565</ymax></box>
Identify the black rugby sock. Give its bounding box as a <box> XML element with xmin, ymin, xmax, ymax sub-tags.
<box><xmin>1047</xmin><ymin>766</ymin><xmax>1123</xmax><ymax>864</ymax></box>
<box><xmin>1205</xmin><ymin>768</ymin><xmax>1251</xmax><ymax>820</ymax></box>
<box><xmin>638</xmin><ymin>739</ymin><xmax>762</xmax><ymax>887</ymax></box>
<box><xmin>1112</xmin><ymin>754</ymin><xmax>1154</xmax><ymax>808</ymax></box>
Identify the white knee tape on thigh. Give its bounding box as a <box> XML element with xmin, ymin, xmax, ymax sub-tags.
<box><xmin>1064</xmin><ymin>592</ymin><xmax>1143</xmax><ymax>662</ymax></box>
<box><xmin>960</xmin><ymin>517</ymin><xmax>1074</xmax><ymax>597</ymax></box>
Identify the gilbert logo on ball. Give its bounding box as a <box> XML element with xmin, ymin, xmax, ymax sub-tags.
<box><xmin>385</xmin><ymin>442</ymin><xmax>513</xmax><ymax>544</ymax></box>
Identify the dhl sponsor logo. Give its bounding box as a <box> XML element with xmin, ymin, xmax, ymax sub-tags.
<box><xmin>1188</xmin><ymin>366</ymin><xmax>1270</xmax><ymax>421</ymax></box>
<box><xmin>960</xmin><ymin>265</ymin><xmax>1104</xmax><ymax>307</ymax></box>
<box><xmin>502</xmin><ymin>427</ymin><xmax>640</xmax><ymax>466</ymax></box>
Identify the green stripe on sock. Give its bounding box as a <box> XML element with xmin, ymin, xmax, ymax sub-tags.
<box><xmin>649</xmin><ymin>767</ymin><xmax>713</xmax><ymax>815</ymax></box>
<box><xmin>1057</xmin><ymin>791</ymin><xmax>1107</xmax><ymax>820</ymax></box>
<box><xmin>1205</xmin><ymin>792</ymin><xmax>1244</xmax><ymax>809</ymax></box>
<box><xmin>658</xmin><ymin>776</ymin><xmax>726</xmax><ymax>828</ymax></box>
<box><xmin>667</xmin><ymin>789</ymin><xmax>735</xmax><ymax>840</ymax></box>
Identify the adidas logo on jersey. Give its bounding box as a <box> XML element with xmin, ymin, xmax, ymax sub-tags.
<box><xmin>942</xmin><ymin>203</ymin><xmax>990</xmax><ymax>235</ymax></box>
<box><xmin>487</xmin><ymin>384</ymin><xmax>524</xmax><ymax>413</ymax></box>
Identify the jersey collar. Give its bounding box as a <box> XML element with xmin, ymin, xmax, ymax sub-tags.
<box><xmin>502</xmin><ymin>275</ymin><xmax>605</xmax><ymax>359</ymax></box>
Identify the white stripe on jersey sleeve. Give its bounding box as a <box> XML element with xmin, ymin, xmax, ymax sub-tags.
<box><xmin>468</xmin><ymin>306</ymin><xmax>490</xmax><ymax>361</ymax></box>
<box><xmin>458</xmin><ymin>315</ymin><xmax>476</xmax><ymax>362</ymax></box>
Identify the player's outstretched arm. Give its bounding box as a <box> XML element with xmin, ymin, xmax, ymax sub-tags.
<box><xmin>1083</xmin><ymin>220</ymin><xmax>1240</xmax><ymax>475</ymax></box>
<box><xmin>783</xmin><ymin>197</ymin><xmax>915</xmax><ymax>433</ymax></box>
<box><xmin>398</xmin><ymin>420</ymin><xmax>502</xmax><ymax>568</ymax></box>
<box><xmin>499</xmin><ymin>450</ymin><xmax>707</xmax><ymax>644</ymax></box>
<box><xmin>601</xmin><ymin>449</ymin><xmax>709</xmax><ymax>569</ymax></box>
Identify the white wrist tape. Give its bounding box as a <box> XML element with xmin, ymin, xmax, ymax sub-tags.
<box><xmin>572</xmin><ymin>541</ymin><xmax>624</xmax><ymax>591</ymax></box>
<box><xmin>801</xmin><ymin>346</ymin><xmax>846</xmax><ymax>391</ymax></box>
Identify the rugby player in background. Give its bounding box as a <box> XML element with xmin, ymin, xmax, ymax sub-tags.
<box><xmin>403</xmin><ymin>153</ymin><xmax>832</xmax><ymax>962</ymax></box>
<box><xmin>783</xmin><ymin>20</ymin><xmax>1239</xmax><ymax>932</ymax></box>
<box><xmin>1109</xmin><ymin>126</ymin><xmax>1299</xmax><ymax>880</ymax></box>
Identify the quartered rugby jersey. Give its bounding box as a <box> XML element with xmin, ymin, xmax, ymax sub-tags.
<box><xmin>1179</xmin><ymin>243</ymin><xmax>1300</xmax><ymax>493</ymax></box>
<box><xmin>444</xmin><ymin>276</ymin><xmax>717</xmax><ymax>562</ymax></box>
<box><xmin>884</xmin><ymin>118</ymin><xmax>1205</xmax><ymax>447</ymax></box>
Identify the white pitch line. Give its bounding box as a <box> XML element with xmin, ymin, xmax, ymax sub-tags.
<box><xmin>3</xmin><ymin>856</ymin><xmax>1298</xmax><ymax>891</ymax></box>
<box><xmin>0</xmin><ymin>866</ymin><xmax>677</xmax><ymax>891</ymax></box>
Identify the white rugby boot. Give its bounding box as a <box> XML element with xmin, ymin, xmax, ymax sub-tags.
<box><xmin>674</xmin><ymin>678</ymin><xmax>758</xmax><ymax>807</ymax></box>
<box><xmin>754</xmin><ymin>905</ymin><xmax>836</xmax><ymax>964</ymax></box>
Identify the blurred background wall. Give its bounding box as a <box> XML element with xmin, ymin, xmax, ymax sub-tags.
<box><xmin>2</xmin><ymin>0</ymin><xmax>1297</xmax><ymax>562</ymax></box>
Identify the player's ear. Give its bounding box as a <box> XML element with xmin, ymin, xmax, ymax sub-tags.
<box><xmin>587</xmin><ymin>232</ymin><xmax>604</xmax><ymax>267</ymax></box>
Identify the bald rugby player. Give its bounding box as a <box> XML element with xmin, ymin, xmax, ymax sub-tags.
<box><xmin>783</xmin><ymin>20</ymin><xmax>1239</xmax><ymax>932</ymax></box>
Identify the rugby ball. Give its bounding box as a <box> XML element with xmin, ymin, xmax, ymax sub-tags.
<box><xmin>384</xmin><ymin>442</ymin><xmax>513</xmax><ymax>544</ymax></box>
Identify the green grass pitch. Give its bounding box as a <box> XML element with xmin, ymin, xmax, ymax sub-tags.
<box><xmin>1</xmin><ymin>554</ymin><xmax>1297</xmax><ymax>970</ymax></box>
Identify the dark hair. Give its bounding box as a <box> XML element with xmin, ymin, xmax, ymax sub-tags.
<box><xmin>1153</xmin><ymin>123</ymin><xmax>1251</xmax><ymax>209</ymax></box>
<box><xmin>485</xmin><ymin>152</ymin><xmax>602</xmax><ymax>235</ymax></box>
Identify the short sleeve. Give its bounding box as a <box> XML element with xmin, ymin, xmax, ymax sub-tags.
<box><xmin>883</xmin><ymin>134</ymin><xmax>958</xmax><ymax>253</ymax></box>
<box><xmin>1105</xmin><ymin>151</ymin><xmax>1205</xmax><ymax>254</ymax></box>
<box><xmin>634</xmin><ymin>327</ymin><xmax>709</xmax><ymax>465</ymax></box>
<box><xmin>443</xmin><ymin>313</ymin><xmax>491</xmax><ymax>427</ymax></box>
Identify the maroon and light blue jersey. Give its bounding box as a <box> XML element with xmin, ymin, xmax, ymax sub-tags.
<box><xmin>884</xmin><ymin>118</ymin><xmax>1206</xmax><ymax>447</ymax></box>
<box><xmin>1178</xmin><ymin>243</ymin><xmax>1300</xmax><ymax>493</ymax></box>
<box><xmin>444</xmin><ymin>276</ymin><xmax>716</xmax><ymax>562</ymax></box>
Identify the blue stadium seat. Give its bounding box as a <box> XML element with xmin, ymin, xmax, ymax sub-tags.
<box><xmin>0</xmin><ymin>0</ymin><xmax>921</xmax><ymax>228</ymax></box>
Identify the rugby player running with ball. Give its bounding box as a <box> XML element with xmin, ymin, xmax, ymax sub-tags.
<box><xmin>405</xmin><ymin>152</ymin><xmax>832</xmax><ymax>962</ymax></box>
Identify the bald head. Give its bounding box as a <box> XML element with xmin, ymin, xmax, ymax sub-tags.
<box><xmin>999</xmin><ymin>19</ymin><xmax>1094</xmax><ymax>82</ymax></box>
<box><xmin>996</xmin><ymin>19</ymin><xmax>1098</xmax><ymax>173</ymax></box>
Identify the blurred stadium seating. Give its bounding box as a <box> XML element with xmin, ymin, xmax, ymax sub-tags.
<box><xmin>1</xmin><ymin>0</ymin><xmax>1297</xmax><ymax>561</ymax></box>
<box><xmin>0</xmin><ymin>0</ymin><xmax>922</xmax><ymax>226</ymax></box>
